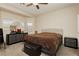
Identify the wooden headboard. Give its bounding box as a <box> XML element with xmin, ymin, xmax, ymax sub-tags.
<box><xmin>41</xmin><ymin>28</ymin><xmax>63</xmax><ymax>35</ymax></box>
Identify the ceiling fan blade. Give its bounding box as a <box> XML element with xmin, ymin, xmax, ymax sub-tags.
<box><xmin>36</xmin><ymin>5</ymin><xmax>39</xmax><ymax>9</ymax></box>
<box><xmin>38</xmin><ymin>3</ymin><xmax>48</xmax><ymax>5</ymax></box>
<box><xmin>26</xmin><ymin>3</ymin><xmax>33</xmax><ymax>6</ymax></box>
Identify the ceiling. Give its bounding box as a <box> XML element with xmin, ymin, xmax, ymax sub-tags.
<box><xmin>0</xmin><ymin>3</ymin><xmax>79</xmax><ymax>16</ymax></box>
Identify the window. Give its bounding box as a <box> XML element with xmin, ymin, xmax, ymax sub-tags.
<box><xmin>27</xmin><ymin>23</ymin><xmax>32</xmax><ymax>26</ymax></box>
<box><xmin>27</xmin><ymin>23</ymin><xmax>33</xmax><ymax>32</ymax></box>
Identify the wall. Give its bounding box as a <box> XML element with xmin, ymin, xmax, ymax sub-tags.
<box><xmin>35</xmin><ymin>6</ymin><xmax>79</xmax><ymax>46</ymax></box>
<box><xmin>0</xmin><ymin>9</ymin><xmax>35</xmax><ymax>42</ymax></box>
<box><xmin>36</xmin><ymin>6</ymin><xmax>78</xmax><ymax>38</ymax></box>
<box><xmin>0</xmin><ymin>9</ymin><xmax>1</xmax><ymax>17</ymax></box>
<box><xmin>0</xmin><ymin>9</ymin><xmax>2</xmax><ymax>28</ymax></box>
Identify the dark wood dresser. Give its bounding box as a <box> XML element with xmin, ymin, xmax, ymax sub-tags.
<box><xmin>64</xmin><ymin>37</ymin><xmax>78</xmax><ymax>49</ymax></box>
<box><xmin>6</xmin><ymin>33</ymin><xmax>28</xmax><ymax>45</ymax></box>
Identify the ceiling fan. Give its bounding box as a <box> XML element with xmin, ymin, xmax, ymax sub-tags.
<box><xmin>21</xmin><ymin>3</ymin><xmax>48</xmax><ymax>9</ymax></box>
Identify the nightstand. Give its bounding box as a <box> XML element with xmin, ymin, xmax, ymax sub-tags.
<box><xmin>64</xmin><ymin>37</ymin><xmax>78</xmax><ymax>49</ymax></box>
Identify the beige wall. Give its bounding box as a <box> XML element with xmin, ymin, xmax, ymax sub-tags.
<box><xmin>0</xmin><ymin>9</ymin><xmax>1</xmax><ymax>28</ymax></box>
<box><xmin>36</xmin><ymin>6</ymin><xmax>78</xmax><ymax>38</ymax></box>
<box><xmin>0</xmin><ymin>9</ymin><xmax>1</xmax><ymax>17</ymax></box>
<box><xmin>0</xmin><ymin>9</ymin><xmax>35</xmax><ymax>42</ymax></box>
<box><xmin>0</xmin><ymin>10</ymin><xmax>35</xmax><ymax>32</ymax></box>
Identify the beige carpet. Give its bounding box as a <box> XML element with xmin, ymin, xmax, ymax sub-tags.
<box><xmin>0</xmin><ymin>42</ymin><xmax>79</xmax><ymax>56</ymax></box>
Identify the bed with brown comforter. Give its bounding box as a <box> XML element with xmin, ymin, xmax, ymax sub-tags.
<box><xmin>24</xmin><ymin>32</ymin><xmax>62</xmax><ymax>56</ymax></box>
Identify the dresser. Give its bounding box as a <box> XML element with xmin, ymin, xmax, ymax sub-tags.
<box><xmin>6</xmin><ymin>33</ymin><xmax>28</xmax><ymax>45</ymax></box>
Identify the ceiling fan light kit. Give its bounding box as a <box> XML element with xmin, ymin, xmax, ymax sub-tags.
<box><xmin>21</xmin><ymin>3</ymin><xmax>48</xmax><ymax>10</ymax></box>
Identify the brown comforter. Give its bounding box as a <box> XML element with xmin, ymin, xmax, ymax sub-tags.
<box><xmin>24</xmin><ymin>32</ymin><xmax>62</xmax><ymax>55</ymax></box>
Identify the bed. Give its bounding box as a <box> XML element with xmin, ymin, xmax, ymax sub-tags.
<box><xmin>24</xmin><ymin>29</ymin><xmax>63</xmax><ymax>56</ymax></box>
